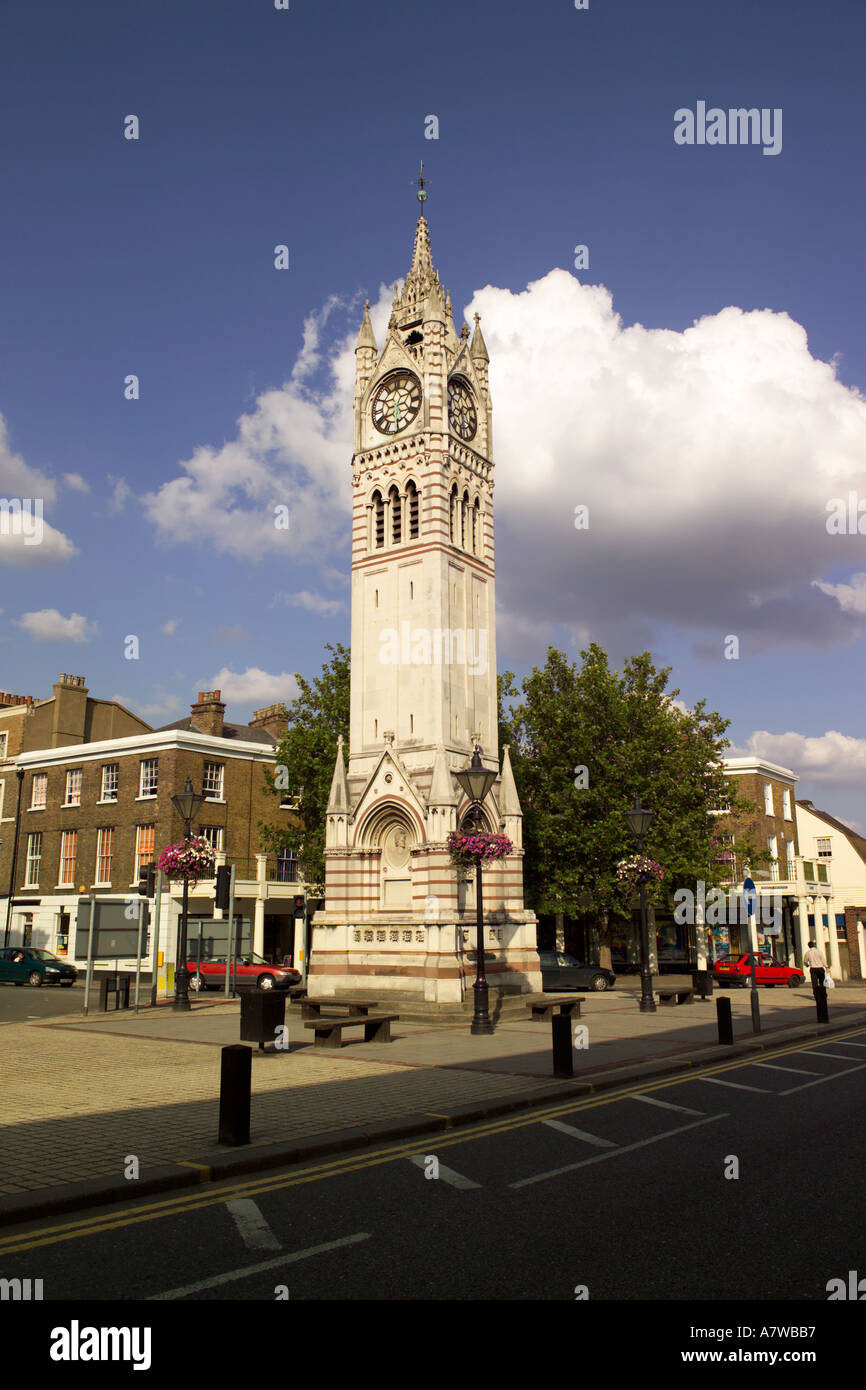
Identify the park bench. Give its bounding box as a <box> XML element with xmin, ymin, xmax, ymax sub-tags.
<box><xmin>303</xmin><ymin>1012</ymin><xmax>399</xmax><ymax>1049</ymax></box>
<box><xmin>656</xmin><ymin>985</ymin><xmax>695</xmax><ymax>1006</ymax></box>
<box><xmin>299</xmin><ymin>996</ymin><xmax>378</xmax><ymax>1020</ymax></box>
<box><xmin>529</xmin><ymin>995</ymin><xmax>585</xmax><ymax>1021</ymax></box>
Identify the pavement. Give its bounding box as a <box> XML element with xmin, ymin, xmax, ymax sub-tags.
<box><xmin>2</xmin><ymin>980</ymin><xmax>865</xmax><ymax>1225</ymax></box>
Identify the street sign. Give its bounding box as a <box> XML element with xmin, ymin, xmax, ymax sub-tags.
<box><xmin>742</xmin><ymin>876</ymin><xmax>758</xmax><ymax>917</ymax></box>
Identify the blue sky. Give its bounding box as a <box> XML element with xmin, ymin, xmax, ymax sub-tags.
<box><xmin>2</xmin><ymin>0</ymin><xmax>866</xmax><ymax>825</ymax></box>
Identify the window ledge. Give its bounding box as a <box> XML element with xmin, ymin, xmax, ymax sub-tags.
<box><xmin>135</xmin><ymin>795</ymin><xmax>158</xmax><ymax>802</ymax></box>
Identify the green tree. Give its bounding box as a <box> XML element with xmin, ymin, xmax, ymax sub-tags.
<box><xmin>258</xmin><ymin>643</ymin><xmax>350</xmax><ymax>887</ymax></box>
<box><xmin>502</xmin><ymin>644</ymin><xmax>766</xmax><ymax>967</ymax></box>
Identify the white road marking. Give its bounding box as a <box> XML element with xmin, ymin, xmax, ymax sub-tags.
<box><xmin>226</xmin><ymin>1198</ymin><xmax>281</xmax><ymax>1251</ymax></box>
<box><xmin>407</xmin><ymin>1155</ymin><xmax>481</xmax><ymax>1187</ymax></box>
<box><xmin>701</xmin><ymin>1076</ymin><xmax>769</xmax><ymax>1093</ymax></box>
<box><xmin>800</xmin><ymin>1049</ymin><xmax>865</xmax><ymax>1062</ymax></box>
<box><xmin>827</xmin><ymin>1040</ymin><xmax>866</xmax><ymax>1049</ymax></box>
<box><xmin>147</xmin><ymin>1232</ymin><xmax>371</xmax><ymax>1299</ymax></box>
<box><xmin>629</xmin><ymin>1093</ymin><xmax>704</xmax><ymax>1116</ymax></box>
<box><xmin>780</xmin><ymin>1060</ymin><xmax>866</xmax><ymax>1096</ymax></box>
<box><xmin>509</xmin><ymin>1114</ymin><xmax>727</xmax><ymax>1189</ymax></box>
<box><xmin>753</xmin><ymin>1062</ymin><xmax>821</xmax><ymax>1076</ymax></box>
<box><xmin>542</xmin><ymin>1119</ymin><xmax>617</xmax><ymax>1147</ymax></box>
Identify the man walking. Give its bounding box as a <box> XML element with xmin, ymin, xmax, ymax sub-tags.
<box><xmin>803</xmin><ymin>939</ymin><xmax>828</xmax><ymax>992</ymax></box>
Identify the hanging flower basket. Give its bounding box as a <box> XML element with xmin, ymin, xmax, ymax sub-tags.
<box><xmin>157</xmin><ymin>837</ymin><xmax>216</xmax><ymax>889</ymax></box>
<box><xmin>446</xmin><ymin>830</ymin><xmax>513</xmax><ymax>868</ymax></box>
<box><xmin>616</xmin><ymin>854</ymin><xmax>664</xmax><ymax>887</ymax></box>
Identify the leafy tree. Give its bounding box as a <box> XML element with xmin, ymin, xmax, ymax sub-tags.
<box><xmin>501</xmin><ymin>644</ymin><xmax>766</xmax><ymax>967</ymax></box>
<box><xmin>258</xmin><ymin>643</ymin><xmax>350</xmax><ymax>887</ymax></box>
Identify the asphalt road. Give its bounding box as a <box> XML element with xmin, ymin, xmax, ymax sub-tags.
<box><xmin>3</xmin><ymin>1026</ymin><xmax>865</xmax><ymax>1307</ymax></box>
<box><xmin>0</xmin><ymin>979</ymin><xmax>89</xmax><ymax>1022</ymax></box>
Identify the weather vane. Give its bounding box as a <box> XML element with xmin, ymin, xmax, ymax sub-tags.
<box><xmin>412</xmin><ymin>161</ymin><xmax>429</xmax><ymax>210</ymax></box>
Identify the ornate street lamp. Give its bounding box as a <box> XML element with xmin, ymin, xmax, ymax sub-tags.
<box><xmin>627</xmin><ymin>795</ymin><xmax>656</xmax><ymax>1013</ymax></box>
<box><xmin>170</xmin><ymin>776</ymin><xmax>204</xmax><ymax>1012</ymax></box>
<box><xmin>454</xmin><ymin>748</ymin><xmax>499</xmax><ymax>1035</ymax></box>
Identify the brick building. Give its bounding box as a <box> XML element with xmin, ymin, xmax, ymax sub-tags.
<box><xmin>1</xmin><ymin>681</ymin><xmax>303</xmax><ymax>977</ymax></box>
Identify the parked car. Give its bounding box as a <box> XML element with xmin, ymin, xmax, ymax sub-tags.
<box><xmin>713</xmin><ymin>953</ymin><xmax>805</xmax><ymax>988</ymax></box>
<box><xmin>0</xmin><ymin>947</ymin><xmax>78</xmax><ymax>987</ymax></box>
<box><xmin>539</xmin><ymin>950</ymin><xmax>616</xmax><ymax>993</ymax></box>
<box><xmin>187</xmin><ymin>953</ymin><xmax>301</xmax><ymax>992</ymax></box>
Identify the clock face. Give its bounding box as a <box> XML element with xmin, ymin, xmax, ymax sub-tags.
<box><xmin>448</xmin><ymin>377</ymin><xmax>477</xmax><ymax>441</ymax></box>
<box><xmin>370</xmin><ymin>370</ymin><xmax>422</xmax><ymax>435</ymax></box>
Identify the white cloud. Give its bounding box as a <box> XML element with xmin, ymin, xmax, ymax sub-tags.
<box><xmin>812</xmin><ymin>572</ymin><xmax>866</xmax><ymax>616</ymax></box>
<box><xmin>141</xmin><ymin>264</ymin><xmax>866</xmax><ymax>660</ymax></box>
<box><xmin>143</xmin><ymin>289</ymin><xmax>395</xmax><ymax>563</ymax></box>
<box><xmin>732</xmin><ymin>729</ymin><xmax>866</xmax><ymax>788</ymax></box>
<box><xmin>272</xmin><ymin>590</ymin><xmax>345</xmax><ymax>617</ymax></box>
<box><xmin>113</xmin><ymin>692</ymin><xmax>185</xmax><ymax>724</ymax></box>
<box><xmin>202</xmin><ymin>666</ymin><xmax>300</xmax><ymax>706</ymax></box>
<box><xmin>15</xmin><ymin>609</ymin><xmax>96</xmax><ymax>643</ymax></box>
<box><xmin>465</xmin><ymin>272</ymin><xmax>866</xmax><ymax>660</ymax></box>
<box><xmin>0</xmin><ymin>414</ymin><xmax>78</xmax><ymax>566</ymax></box>
<box><xmin>106</xmin><ymin>476</ymin><xmax>132</xmax><ymax>514</ymax></box>
<box><xmin>63</xmin><ymin>473</ymin><xmax>90</xmax><ymax>493</ymax></box>
<box><xmin>162</xmin><ymin>618</ymin><xmax>179</xmax><ymax>636</ymax></box>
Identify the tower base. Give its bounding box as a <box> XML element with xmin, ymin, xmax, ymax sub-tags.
<box><xmin>308</xmin><ymin>912</ymin><xmax>540</xmax><ymax>1005</ymax></box>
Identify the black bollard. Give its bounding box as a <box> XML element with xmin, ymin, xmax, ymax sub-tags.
<box><xmin>552</xmin><ymin>1013</ymin><xmax>574</xmax><ymax>1078</ymax></box>
<box><xmin>815</xmin><ymin>985</ymin><xmax>829</xmax><ymax>1024</ymax></box>
<box><xmin>716</xmin><ymin>995</ymin><xmax>734</xmax><ymax>1045</ymax></box>
<box><xmin>750</xmin><ymin>988</ymin><xmax>762</xmax><ymax>1034</ymax></box>
<box><xmin>218</xmin><ymin>1044</ymin><xmax>252</xmax><ymax>1145</ymax></box>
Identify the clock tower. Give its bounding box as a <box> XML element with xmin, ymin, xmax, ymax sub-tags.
<box><xmin>309</xmin><ymin>193</ymin><xmax>540</xmax><ymax>1004</ymax></box>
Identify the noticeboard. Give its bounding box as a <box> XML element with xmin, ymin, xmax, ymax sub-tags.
<box><xmin>75</xmin><ymin>900</ymin><xmax>149</xmax><ymax>961</ymax></box>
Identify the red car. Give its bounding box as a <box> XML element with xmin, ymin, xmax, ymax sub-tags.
<box><xmin>713</xmin><ymin>953</ymin><xmax>804</xmax><ymax>988</ymax></box>
<box><xmin>187</xmin><ymin>953</ymin><xmax>301</xmax><ymax>992</ymax></box>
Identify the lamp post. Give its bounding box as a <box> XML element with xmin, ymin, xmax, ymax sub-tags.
<box><xmin>170</xmin><ymin>776</ymin><xmax>204</xmax><ymax>1012</ymax></box>
<box><xmin>454</xmin><ymin>747</ymin><xmax>499</xmax><ymax>1036</ymax></box>
<box><xmin>626</xmin><ymin>795</ymin><xmax>656</xmax><ymax>1014</ymax></box>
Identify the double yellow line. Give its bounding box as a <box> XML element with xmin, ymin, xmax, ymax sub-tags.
<box><xmin>2</xmin><ymin>1023</ymin><xmax>864</xmax><ymax>1256</ymax></box>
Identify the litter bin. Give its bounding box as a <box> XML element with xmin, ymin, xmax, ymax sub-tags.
<box><xmin>239</xmin><ymin>990</ymin><xmax>286</xmax><ymax>1051</ymax></box>
<box><xmin>99</xmin><ymin>972</ymin><xmax>131</xmax><ymax>1011</ymax></box>
<box><xmin>694</xmin><ymin>969</ymin><xmax>713</xmax><ymax>999</ymax></box>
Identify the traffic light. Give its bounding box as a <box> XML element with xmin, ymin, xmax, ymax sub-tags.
<box><xmin>137</xmin><ymin>864</ymin><xmax>156</xmax><ymax>897</ymax></box>
<box><xmin>215</xmin><ymin>864</ymin><xmax>231</xmax><ymax>910</ymax></box>
<box><xmin>293</xmin><ymin>894</ymin><xmax>306</xmax><ymax>918</ymax></box>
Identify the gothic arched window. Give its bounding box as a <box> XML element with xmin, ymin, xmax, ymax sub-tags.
<box><xmin>449</xmin><ymin>484</ymin><xmax>458</xmax><ymax>544</ymax></box>
<box><xmin>372</xmin><ymin>491</ymin><xmax>384</xmax><ymax>550</ymax></box>
<box><xmin>461</xmin><ymin>490</ymin><xmax>469</xmax><ymax>550</ymax></box>
<box><xmin>472</xmin><ymin>497</ymin><xmax>480</xmax><ymax>555</ymax></box>
<box><xmin>406</xmin><ymin>481</ymin><xmax>419</xmax><ymax>539</ymax></box>
<box><xmin>390</xmin><ymin>485</ymin><xmax>402</xmax><ymax>545</ymax></box>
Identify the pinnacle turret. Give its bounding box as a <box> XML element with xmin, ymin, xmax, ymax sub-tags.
<box><xmin>470</xmin><ymin>313</ymin><xmax>489</xmax><ymax>363</ymax></box>
<box><xmin>356</xmin><ymin>300</ymin><xmax>377</xmax><ymax>353</ymax></box>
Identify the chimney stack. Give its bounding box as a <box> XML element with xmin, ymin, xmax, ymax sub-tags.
<box><xmin>249</xmin><ymin>703</ymin><xmax>289</xmax><ymax>739</ymax></box>
<box><xmin>191</xmin><ymin>690</ymin><xmax>225</xmax><ymax>737</ymax></box>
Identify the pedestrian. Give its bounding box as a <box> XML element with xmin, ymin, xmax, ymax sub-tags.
<box><xmin>803</xmin><ymin>939</ymin><xmax>828</xmax><ymax>992</ymax></box>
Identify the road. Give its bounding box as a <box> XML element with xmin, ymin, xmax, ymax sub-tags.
<box><xmin>2</xmin><ymin>1026</ymin><xmax>865</xmax><ymax>1306</ymax></box>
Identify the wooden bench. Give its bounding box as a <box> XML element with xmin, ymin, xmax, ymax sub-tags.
<box><xmin>529</xmin><ymin>996</ymin><xmax>585</xmax><ymax>1021</ymax></box>
<box><xmin>656</xmin><ymin>986</ymin><xmax>695</xmax><ymax>1006</ymax></box>
<box><xmin>303</xmin><ymin>1013</ymin><xmax>399</xmax><ymax>1048</ymax></box>
<box><xmin>299</xmin><ymin>997</ymin><xmax>377</xmax><ymax>1020</ymax></box>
